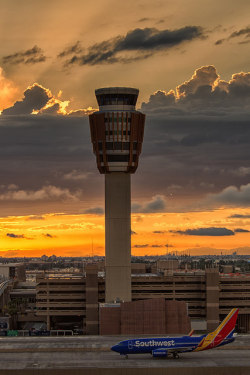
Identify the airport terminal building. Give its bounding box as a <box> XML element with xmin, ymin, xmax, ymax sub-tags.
<box><xmin>1</xmin><ymin>262</ymin><xmax>250</xmax><ymax>335</ymax></box>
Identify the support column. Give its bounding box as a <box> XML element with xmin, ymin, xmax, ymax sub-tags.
<box><xmin>105</xmin><ymin>173</ymin><xmax>131</xmax><ymax>303</ymax></box>
<box><xmin>85</xmin><ymin>264</ymin><xmax>99</xmax><ymax>335</ymax></box>
<box><xmin>46</xmin><ymin>315</ymin><xmax>50</xmax><ymax>330</ymax></box>
<box><xmin>206</xmin><ymin>268</ymin><xmax>220</xmax><ymax>331</ymax></box>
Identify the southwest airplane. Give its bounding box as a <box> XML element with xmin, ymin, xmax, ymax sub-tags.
<box><xmin>111</xmin><ymin>307</ymin><xmax>239</xmax><ymax>359</ymax></box>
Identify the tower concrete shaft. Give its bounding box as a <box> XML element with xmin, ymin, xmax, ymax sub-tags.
<box><xmin>89</xmin><ymin>87</ymin><xmax>145</xmax><ymax>303</ymax></box>
<box><xmin>105</xmin><ymin>173</ymin><xmax>131</xmax><ymax>302</ymax></box>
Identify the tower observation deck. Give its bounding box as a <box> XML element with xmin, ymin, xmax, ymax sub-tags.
<box><xmin>89</xmin><ymin>87</ymin><xmax>145</xmax><ymax>303</ymax></box>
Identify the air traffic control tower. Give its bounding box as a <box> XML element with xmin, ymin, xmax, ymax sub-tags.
<box><xmin>89</xmin><ymin>87</ymin><xmax>145</xmax><ymax>303</ymax></box>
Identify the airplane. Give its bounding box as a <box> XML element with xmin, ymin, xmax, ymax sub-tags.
<box><xmin>111</xmin><ymin>307</ymin><xmax>239</xmax><ymax>359</ymax></box>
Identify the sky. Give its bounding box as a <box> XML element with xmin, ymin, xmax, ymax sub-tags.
<box><xmin>0</xmin><ymin>0</ymin><xmax>250</xmax><ymax>257</ymax></box>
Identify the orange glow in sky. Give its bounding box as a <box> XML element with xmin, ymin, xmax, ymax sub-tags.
<box><xmin>1</xmin><ymin>207</ymin><xmax>249</xmax><ymax>258</ymax></box>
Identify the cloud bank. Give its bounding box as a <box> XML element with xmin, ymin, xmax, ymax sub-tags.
<box><xmin>0</xmin><ymin>65</ymin><xmax>250</xmax><ymax>216</ymax></box>
<box><xmin>59</xmin><ymin>26</ymin><xmax>203</xmax><ymax>66</ymax></box>
<box><xmin>1</xmin><ymin>83</ymin><xmax>95</xmax><ymax>116</ymax></box>
<box><xmin>141</xmin><ymin>65</ymin><xmax>250</xmax><ymax>116</ymax></box>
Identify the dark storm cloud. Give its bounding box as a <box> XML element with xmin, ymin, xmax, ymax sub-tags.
<box><xmin>171</xmin><ymin>227</ymin><xmax>235</xmax><ymax>236</ymax></box>
<box><xmin>2</xmin><ymin>84</ymin><xmax>51</xmax><ymax>115</ymax></box>
<box><xmin>234</xmin><ymin>228</ymin><xmax>250</xmax><ymax>233</ymax></box>
<box><xmin>62</xmin><ymin>26</ymin><xmax>203</xmax><ymax>65</ymax></box>
<box><xmin>2</xmin><ymin>46</ymin><xmax>46</xmax><ymax>65</ymax></box>
<box><xmin>6</xmin><ymin>233</ymin><xmax>25</xmax><ymax>238</ymax></box>
<box><xmin>1</xmin><ymin>65</ymin><xmax>250</xmax><ymax>215</ymax></box>
<box><xmin>229</xmin><ymin>214</ymin><xmax>250</xmax><ymax>219</ymax></box>
<box><xmin>0</xmin><ymin>110</ymin><xmax>250</xmax><ymax>214</ymax></box>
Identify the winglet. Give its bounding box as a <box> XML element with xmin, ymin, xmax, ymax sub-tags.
<box><xmin>194</xmin><ymin>308</ymin><xmax>239</xmax><ymax>351</ymax></box>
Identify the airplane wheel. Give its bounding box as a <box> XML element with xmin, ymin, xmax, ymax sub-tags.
<box><xmin>173</xmin><ymin>353</ymin><xmax>179</xmax><ymax>359</ymax></box>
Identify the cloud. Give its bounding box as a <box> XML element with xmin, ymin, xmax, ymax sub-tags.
<box><xmin>153</xmin><ymin>230</ymin><xmax>167</xmax><ymax>234</ymax></box>
<box><xmin>177</xmin><ymin>65</ymin><xmax>218</xmax><ymax>97</ymax></box>
<box><xmin>171</xmin><ymin>227</ymin><xmax>235</xmax><ymax>236</ymax></box>
<box><xmin>229</xmin><ymin>214</ymin><xmax>250</xmax><ymax>219</ymax></box>
<box><xmin>2</xmin><ymin>45</ymin><xmax>46</xmax><ymax>65</ymax></box>
<box><xmin>61</xmin><ymin>26</ymin><xmax>203</xmax><ymax>66</ymax></box>
<box><xmin>43</xmin><ymin>233</ymin><xmax>55</xmax><ymax>238</ymax></box>
<box><xmin>229</xmin><ymin>27</ymin><xmax>250</xmax><ymax>39</ymax></box>
<box><xmin>232</xmin><ymin>167</ymin><xmax>250</xmax><ymax>176</ymax></box>
<box><xmin>0</xmin><ymin>65</ymin><xmax>250</xmax><ymax>216</ymax></box>
<box><xmin>6</xmin><ymin>233</ymin><xmax>25</xmax><ymax>238</ymax></box>
<box><xmin>207</xmin><ymin>183</ymin><xmax>250</xmax><ymax>206</ymax></box>
<box><xmin>141</xmin><ymin>65</ymin><xmax>250</xmax><ymax>116</ymax></box>
<box><xmin>215</xmin><ymin>39</ymin><xmax>225</xmax><ymax>45</ymax></box>
<box><xmin>57</xmin><ymin>41</ymin><xmax>82</xmax><ymax>58</ymax></box>
<box><xmin>83</xmin><ymin>207</ymin><xmax>104</xmax><ymax>215</ymax></box>
<box><xmin>151</xmin><ymin>244</ymin><xmax>164</xmax><ymax>248</ymax></box>
<box><xmin>2</xmin><ymin>83</ymin><xmax>52</xmax><ymax>115</ymax></box>
<box><xmin>234</xmin><ymin>228</ymin><xmax>250</xmax><ymax>233</ymax></box>
<box><xmin>132</xmin><ymin>195</ymin><xmax>167</xmax><ymax>213</ymax></box>
<box><xmin>63</xmin><ymin>170</ymin><xmax>91</xmax><ymax>181</ymax></box>
<box><xmin>0</xmin><ymin>185</ymin><xmax>81</xmax><ymax>201</ymax></box>
<box><xmin>133</xmin><ymin>244</ymin><xmax>149</xmax><ymax>248</ymax></box>
<box><xmin>1</xmin><ymin>82</ymin><xmax>95</xmax><ymax>116</ymax></box>
<box><xmin>26</xmin><ymin>215</ymin><xmax>45</xmax><ymax>220</ymax></box>
<box><xmin>215</xmin><ymin>26</ymin><xmax>250</xmax><ymax>46</ymax></box>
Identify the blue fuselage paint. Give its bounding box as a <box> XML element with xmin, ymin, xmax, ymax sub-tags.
<box><xmin>111</xmin><ymin>335</ymin><xmax>235</xmax><ymax>355</ymax></box>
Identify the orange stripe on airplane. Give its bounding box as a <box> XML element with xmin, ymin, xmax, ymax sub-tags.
<box><xmin>194</xmin><ymin>308</ymin><xmax>239</xmax><ymax>352</ymax></box>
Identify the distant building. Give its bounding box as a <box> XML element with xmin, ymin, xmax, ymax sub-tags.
<box><xmin>2</xmin><ymin>263</ymin><xmax>250</xmax><ymax>334</ymax></box>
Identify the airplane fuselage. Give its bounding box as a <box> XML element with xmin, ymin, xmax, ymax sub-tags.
<box><xmin>111</xmin><ymin>308</ymin><xmax>238</xmax><ymax>358</ymax></box>
<box><xmin>111</xmin><ymin>335</ymin><xmax>235</xmax><ymax>356</ymax></box>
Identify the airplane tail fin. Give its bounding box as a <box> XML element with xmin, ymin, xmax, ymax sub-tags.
<box><xmin>188</xmin><ymin>329</ymin><xmax>194</xmax><ymax>337</ymax></box>
<box><xmin>194</xmin><ymin>308</ymin><xmax>239</xmax><ymax>351</ymax></box>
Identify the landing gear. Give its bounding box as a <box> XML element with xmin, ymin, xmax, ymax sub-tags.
<box><xmin>173</xmin><ymin>352</ymin><xmax>179</xmax><ymax>359</ymax></box>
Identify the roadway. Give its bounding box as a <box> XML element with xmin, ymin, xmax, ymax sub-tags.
<box><xmin>0</xmin><ymin>335</ymin><xmax>249</xmax><ymax>374</ymax></box>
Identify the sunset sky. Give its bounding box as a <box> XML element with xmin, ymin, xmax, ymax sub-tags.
<box><xmin>0</xmin><ymin>0</ymin><xmax>250</xmax><ymax>257</ymax></box>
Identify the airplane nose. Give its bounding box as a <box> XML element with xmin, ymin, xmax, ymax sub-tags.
<box><xmin>111</xmin><ymin>344</ymin><xmax>119</xmax><ymax>352</ymax></box>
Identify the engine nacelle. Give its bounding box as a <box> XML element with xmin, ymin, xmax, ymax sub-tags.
<box><xmin>152</xmin><ymin>349</ymin><xmax>168</xmax><ymax>358</ymax></box>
